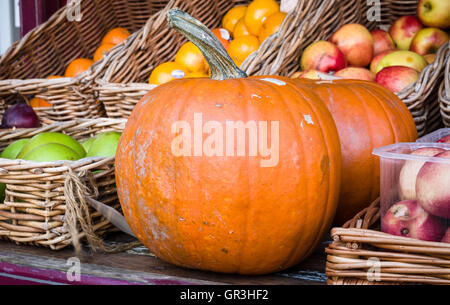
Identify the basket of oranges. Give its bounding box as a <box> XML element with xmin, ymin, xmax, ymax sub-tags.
<box><xmin>0</xmin><ymin>0</ymin><xmax>170</xmax><ymax>124</ymax></box>
<box><xmin>95</xmin><ymin>0</ymin><xmax>354</xmax><ymax>119</ymax></box>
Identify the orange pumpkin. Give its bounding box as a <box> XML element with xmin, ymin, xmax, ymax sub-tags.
<box><xmin>296</xmin><ymin>79</ymin><xmax>418</xmax><ymax>224</ymax></box>
<box><xmin>116</xmin><ymin>10</ymin><xmax>342</xmax><ymax>275</ymax></box>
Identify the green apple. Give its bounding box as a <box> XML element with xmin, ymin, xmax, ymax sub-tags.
<box><xmin>22</xmin><ymin>143</ymin><xmax>81</xmax><ymax>162</ymax></box>
<box><xmin>17</xmin><ymin>132</ymin><xmax>86</xmax><ymax>159</ymax></box>
<box><xmin>86</xmin><ymin>132</ymin><xmax>122</xmax><ymax>158</ymax></box>
<box><xmin>1</xmin><ymin>139</ymin><xmax>30</xmax><ymax>159</ymax></box>
<box><xmin>80</xmin><ymin>137</ymin><xmax>96</xmax><ymax>153</ymax></box>
<box><xmin>376</xmin><ymin>50</ymin><xmax>428</xmax><ymax>73</ymax></box>
<box><xmin>0</xmin><ymin>139</ymin><xmax>30</xmax><ymax>203</ymax></box>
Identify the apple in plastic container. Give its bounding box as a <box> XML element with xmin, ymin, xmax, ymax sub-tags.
<box><xmin>382</xmin><ymin>200</ymin><xmax>446</xmax><ymax>241</ymax></box>
<box><xmin>437</xmin><ymin>135</ymin><xmax>450</xmax><ymax>144</ymax></box>
<box><xmin>398</xmin><ymin>147</ymin><xmax>446</xmax><ymax>200</ymax></box>
<box><xmin>416</xmin><ymin>150</ymin><xmax>450</xmax><ymax>219</ymax></box>
<box><xmin>442</xmin><ymin>227</ymin><xmax>450</xmax><ymax>243</ymax></box>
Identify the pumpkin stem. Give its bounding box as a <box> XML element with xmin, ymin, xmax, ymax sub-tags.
<box><xmin>167</xmin><ymin>9</ymin><xmax>248</xmax><ymax>80</ymax></box>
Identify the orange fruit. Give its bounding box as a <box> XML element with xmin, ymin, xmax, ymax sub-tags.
<box><xmin>258</xmin><ymin>12</ymin><xmax>286</xmax><ymax>43</ymax></box>
<box><xmin>93</xmin><ymin>43</ymin><xmax>115</xmax><ymax>62</ymax></box>
<box><xmin>47</xmin><ymin>75</ymin><xmax>63</xmax><ymax>79</ymax></box>
<box><xmin>175</xmin><ymin>42</ymin><xmax>208</xmax><ymax>73</ymax></box>
<box><xmin>227</xmin><ymin>35</ymin><xmax>260</xmax><ymax>67</ymax></box>
<box><xmin>244</xmin><ymin>0</ymin><xmax>280</xmax><ymax>36</ymax></box>
<box><xmin>65</xmin><ymin>58</ymin><xmax>94</xmax><ymax>78</ymax></box>
<box><xmin>29</xmin><ymin>97</ymin><xmax>51</xmax><ymax>108</ymax></box>
<box><xmin>101</xmin><ymin>27</ymin><xmax>131</xmax><ymax>45</ymax></box>
<box><xmin>222</xmin><ymin>6</ymin><xmax>247</xmax><ymax>33</ymax></box>
<box><xmin>148</xmin><ymin>62</ymin><xmax>188</xmax><ymax>85</ymax></box>
<box><xmin>211</xmin><ymin>28</ymin><xmax>232</xmax><ymax>49</ymax></box>
<box><xmin>233</xmin><ymin>18</ymin><xmax>251</xmax><ymax>38</ymax></box>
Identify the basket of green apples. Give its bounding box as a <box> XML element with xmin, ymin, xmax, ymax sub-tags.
<box><xmin>0</xmin><ymin>118</ymin><xmax>127</xmax><ymax>252</ymax></box>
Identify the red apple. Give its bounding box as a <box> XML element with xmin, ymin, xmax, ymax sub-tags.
<box><xmin>334</xmin><ymin>67</ymin><xmax>375</xmax><ymax>81</ymax></box>
<box><xmin>437</xmin><ymin>135</ymin><xmax>450</xmax><ymax>143</ymax></box>
<box><xmin>398</xmin><ymin>147</ymin><xmax>446</xmax><ymax>200</ymax></box>
<box><xmin>382</xmin><ymin>200</ymin><xmax>446</xmax><ymax>241</ymax></box>
<box><xmin>410</xmin><ymin>27</ymin><xmax>449</xmax><ymax>55</ymax></box>
<box><xmin>300</xmin><ymin>41</ymin><xmax>347</xmax><ymax>73</ymax></box>
<box><xmin>442</xmin><ymin>227</ymin><xmax>450</xmax><ymax>243</ymax></box>
<box><xmin>371</xmin><ymin>29</ymin><xmax>395</xmax><ymax>55</ymax></box>
<box><xmin>417</xmin><ymin>0</ymin><xmax>450</xmax><ymax>29</ymax></box>
<box><xmin>370</xmin><ymin>49</ymin><xmax>396</xmax><ymax>73</ymax></box>
<box><xmin>389</xmin><ymin>16</ymin><xmax>423</xmax><ymax>50</ymax></box>
<box><xmin>329</xmin><ymin>23</ymin><xmax>374</xmax><ymax>67</ymax></box>
<box><xmin>376</xmin><ymin>50</ymin><xmax>428</xmax><ymax>73</ymax></box>
<box><xmin>416</xmin><ymin>150</ymin><xmax>450</xmax><ymax>219</ymax></box>
<box><xmin>375</xmin><ymin>66</ymin><xmax>420</xmax><ymax>93</ymax></box>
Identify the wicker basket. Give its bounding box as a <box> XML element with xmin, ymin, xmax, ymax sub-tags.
<box><xmin>439</xmin><ymin>47</ymin><xmax>450</xmax><ymax>127</ymax></box>
<box><xmin>0</xmin><ymin>0</ymin><xmax>171</xmax><ymax>124</ymax></box>
<box><xmin>0</xmin><ymin>118</ymin><xmax>129</xmax><ymax>251</ymax></box>
<box><xmin>326</xmin><ymin>199</ymin><xmax>450</xmax><ymax>285</ymax></box>
<box><xmin>98</xmin><ymin>0</ymin><xmax>448</xmax><ymax>137</ymax></box>
<box><xmin>96</xmin><ymin>0</ymin><xmax>351</xmax><ymax>119</ymax></box>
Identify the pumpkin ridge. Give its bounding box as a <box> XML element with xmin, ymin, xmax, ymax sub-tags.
<box><xmin>173</xmin><ymin>81</ymin><xmax>203</xmax><ymax>267</ymax></box>
<box><xmin>282</xmin><ymin>81</ymin><xmax>339</xmax><ymax>266</ymax></box>
<box><xmin>237</xmin><ymin>79</ymin><xmax>252</xmax><ymax>274</ymax></box>
<box><xmin>279</xmin><ymin>82</ymin><xmax>317</xmax><ymax>268</ymax></box>
<box><xmin>342</xmin><ymin>83</ymin><xmax>378</xmax><ymax>205</ymax></box>
<box><xmin>362</xmin><ymin>82</ymin><xmax>417</xmax><ymax>142</ymax></box>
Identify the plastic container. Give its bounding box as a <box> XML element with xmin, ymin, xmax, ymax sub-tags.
<box><xmin>373</xmin><ymin>142</ymin><xmax>450</xmax><ymax>243</ymax></box>
<box><xmin>416</xmin><ymin>128</ymin><xmax>450</xmax><ymax>143</ymax></box>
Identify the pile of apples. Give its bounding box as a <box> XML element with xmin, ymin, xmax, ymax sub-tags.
<box><xmin>293</xmin><ymin>0</ymin><xmax>450</xmax><ymax>93</ymax></box>
<box><xmin>0</xmin><ymin>131</ymin><xmax>122</xmax><ymax>203</ymax></box>
<box><xmin>148</xmin><ymin>0</ymin><xmax>286</xmax><ymax>86</ymax></box>
<box><xmin>383</xmin><ymin>134</ymin><xmax>450</xmax><ymax>243</ymax></box>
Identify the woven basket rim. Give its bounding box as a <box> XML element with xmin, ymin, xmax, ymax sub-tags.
<box><xmin>326</xmin><ymin>198</ymin><xmax>450</xmax><ymax>285</ymax></box>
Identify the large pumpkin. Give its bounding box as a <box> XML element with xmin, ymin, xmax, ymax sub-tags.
<box><xmin>296</xmin><ymin>79</ymin><xmax>418</xmax><ymax>225</ymax></box>
<box><xmin>115</xmin><ymin>10</ymin><xmax>342</xmax><ymax>275</ymax></box>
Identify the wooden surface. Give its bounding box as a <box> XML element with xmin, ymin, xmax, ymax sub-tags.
<box><xmin>0</xmin><ymin>233</ymin><xmax>329</xmax><ymax>285</ymax></box>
